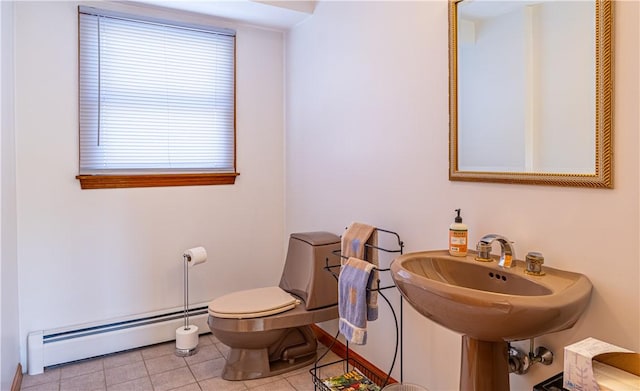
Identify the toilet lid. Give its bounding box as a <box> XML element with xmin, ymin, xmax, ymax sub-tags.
<box><xmin>208</xmin><ymin>286</ymin><xmax>300</xmax><ymax>319</ymax></box>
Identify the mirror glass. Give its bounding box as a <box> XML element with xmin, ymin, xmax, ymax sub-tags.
<box><xmin>449</xmin><ymin>0</ymin><xmax>613</xmax><ymax>188</ymax></box>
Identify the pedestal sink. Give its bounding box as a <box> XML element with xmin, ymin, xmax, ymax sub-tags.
<box><xmin>390</xmin><ymin>250</ymin><xmax>592</xmax><ymax>391</ymax></box>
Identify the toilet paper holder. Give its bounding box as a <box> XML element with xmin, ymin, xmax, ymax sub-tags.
<box><xmin>175</xmin><ymin>247</ymin><xmax>207</xmax><ymax>357</ymax></box>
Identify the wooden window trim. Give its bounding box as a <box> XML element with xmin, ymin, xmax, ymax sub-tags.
<box><xmin>76</xmin><ymin>172</ymin><xmax>239</xmax><ymax>189</ymax></box>
<box><xmin>78</xmin><ymin>7</ymin><xmax>238</xmax><ymax>190</ymax></box>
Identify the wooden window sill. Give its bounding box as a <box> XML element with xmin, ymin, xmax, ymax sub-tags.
<box><xmin>76</xmin><ymin>173</ymin><xmax>239</xmax><ymax>189</ymax></box>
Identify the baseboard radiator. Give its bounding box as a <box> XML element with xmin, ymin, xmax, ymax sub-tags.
<box><xmin>27</xmin><ymin>303</ymin><xmax>210</xmax><ymax>375</ymax></box>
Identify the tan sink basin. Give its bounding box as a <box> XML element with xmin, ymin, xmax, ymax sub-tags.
<box><xmin>390</xmin><ymin>250</ymin><xmax>592</xmax><ymax>342</ymax></box>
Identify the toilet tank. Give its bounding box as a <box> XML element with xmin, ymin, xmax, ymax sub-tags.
<box><xmin>279</xmin><ymin>232</ymin><xmax>340</xmax><ymax>311</ymax></box>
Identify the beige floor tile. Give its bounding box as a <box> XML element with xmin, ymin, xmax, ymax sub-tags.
<box><xmin>104</xmin><ymin>361</ymin><xmax>148</xmax><ymax>386</ymax></box>
<box><xmin>185</xmin><ymin>344</ymin><xmax>223</xmax><ymax>366</ymax></box>
<box><xmin>59</xmin><ymin>359</ymin><xmax>104</xmax><ymax>380</ymax></box>
<box><xmin>281</xmin><ymin>364</ymin><xmax>312</xmax><ymax>379</ymax></box>
<box><xmin>23</xmin><ymin>339</ymin><xmax>328</xmax><ymax>391</ymax></box>
<box><xmin>140</xmin><ymin>341</ymin><xmax>176</xmax><ymax>360</ymax></box>
<box><xmin>20</xmin><ymin>381</ymin><xmax>60</xmax><ymax>391</ymax></box>
<box><xmin>316</xmin><ymin>350</ymin><xmax>342</xmax><ymax>365</ymax></box>
<box><xmin>168</xmin><ymin>383</ymin><xmax>202</xmax><ymax>391</ymax></box>
<box><xmin>149</xmin><ymin>366</ymin><xmax>196</xmax><ymax>391</ymax></box>
<box><xmin>215</xmin><ymin>343</ymin><xmax>231</xmax><ymax>359</ymax></box>
<box><xmin>145</xmin><ymin>353</ymin><xmax>186</xmax><ymax>375</ymax></box>
<box><xmin>241</xmin><ymin>374</ymin><xmax>284</xmax><ymax>389</ymax></box>
<box><xmin>197</xmin><ymin>334</ymin><xmax>213</xmax><ymax>347</ymax></box>
<box><xmin>188</xmin><ymin>357</ymin><xmax>226</xmax><ymax>381</ymax></box>
<box><xmin>21</xmin><ymin>368</ymin><xmax>61</xmax><ymax>388</ymax></box>
<box><xmin>106</xmin><ymin>376</ymin><xmax>153</xmax><ymax>391</ymax></box>
<box><xmin>59</xmin><ymin>370</ymin><xmax>105</xmax><ymax>391</ymax></box>
<box><xmin>198</xmin><ymin>377</ymin><xmax>247</xmax><ymax>391</ymax></box>
<box><xmin>103</xmin><ymin>350</ymin><xmax>143</xmax><ymax>369</ymax></box>
<box><xmin>283</xmin><ymin>371</ymin><xmax>316</xmax><ymax>391</ymax></box>
<box><xmin>282</xmin><ymin>357</ymin><xmax>335</xmax><ymax>379</ymax></box>
<box><xmin>246</xmin><ymin>378</ymin><xmax>295</xmax><ymax>390</ymax></box>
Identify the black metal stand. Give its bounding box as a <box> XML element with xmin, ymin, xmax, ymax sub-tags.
<box><xmin>310</xmin><ymin>228</ymin><xmax>404</xmax><ymax>390</ymax></box>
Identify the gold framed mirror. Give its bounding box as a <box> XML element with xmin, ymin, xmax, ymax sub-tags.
<box><xmin>449</xmin><ymin>0</ymin><xmax>613</xmax><ymax>188</ymax></box>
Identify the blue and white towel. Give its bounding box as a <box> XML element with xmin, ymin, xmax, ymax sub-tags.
<box><xmin>338</xmin><ymin>257</ymin><xmax>376</xmax><ymax>345</ymax></box>
<box><xmin>341</xmin><ymin>222</ymin><xmax>379</xmax><ymax>321</ymax></box>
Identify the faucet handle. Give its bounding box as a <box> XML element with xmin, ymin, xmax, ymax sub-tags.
<box><xmin>475</xmin><ymin>242</ymin><xmax>492</xmax><ymax>262</ymax></box>
<box><xmin>525</xmin><ymin>252</ymin><xmax>545</xmax><ymax>276</ymax></box>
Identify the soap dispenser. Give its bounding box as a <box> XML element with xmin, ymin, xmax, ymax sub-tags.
<box><xmin>449</xmin><ymin>209</ymin><xmax>468</xmax><ymax>257</ymax></box>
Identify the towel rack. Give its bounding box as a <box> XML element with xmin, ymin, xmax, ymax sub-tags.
<box><xmin>310</xmin><ymin>228</ymin><xmax>404</xmax><ymax>391</ymax></box>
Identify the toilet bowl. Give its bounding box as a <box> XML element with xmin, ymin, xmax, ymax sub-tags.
<box><xmin>207</xmin><ymin>231</ymin><xmax>340</xmax><ymax>381</ymax></box>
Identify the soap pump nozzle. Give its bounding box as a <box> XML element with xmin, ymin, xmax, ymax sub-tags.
<box><xmin>454</xmin><ymin>208</ymin><xmax>462</xmax><ymax>223</ymax></box>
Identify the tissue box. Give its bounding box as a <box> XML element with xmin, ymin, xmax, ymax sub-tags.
<box><xmin>564</xmin><ymin>337</ymin><xmax>640</xmax><ymax>391</ymax></box>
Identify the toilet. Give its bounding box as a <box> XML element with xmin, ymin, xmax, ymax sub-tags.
<box><xmin>207</xmin><ymin>231</ymin><xmax>341</xmax><ymax>381</ymax></box>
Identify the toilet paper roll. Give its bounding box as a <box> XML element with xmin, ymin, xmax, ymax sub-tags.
<box><xmin>183</xmin><ymin>247</ymin><xmax>207</xmax><ymax>267</ymax></box>
<box><xmin>175</xmin><ymin>325</ymin><xmax>199</xmax><ymax>350</ymax></box>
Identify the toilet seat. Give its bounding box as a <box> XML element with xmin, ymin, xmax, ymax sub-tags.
<box><xmin>208</xmin><ymin>286</ymin><xmax>300</xmax><ymax>319</ymax></box>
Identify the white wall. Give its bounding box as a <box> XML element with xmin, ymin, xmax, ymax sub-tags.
<box><xmin>1</xmin><ymin>0</ymin><xmax>21</xmax><ymax>388</ymax></box>
<box><xmin>14</xmin><ymin>1</ymin><xmax>285</xmax><ymax>368</ymax></box>
<box><xmin>285</xmin><ymin>2</ymin><xmax>639</xmax><ymax>391</ymax></box>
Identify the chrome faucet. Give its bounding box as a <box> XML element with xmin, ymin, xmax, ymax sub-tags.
<box><xmin>476</xmin><ymin>234</ymin><xmax>516</xmax><ymax>268</ymax></box>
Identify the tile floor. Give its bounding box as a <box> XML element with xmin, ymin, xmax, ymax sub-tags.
<box><xmin>20</xmin><ymin>333</ymin><xmax>348</xmax><ymax>391</ymax></box>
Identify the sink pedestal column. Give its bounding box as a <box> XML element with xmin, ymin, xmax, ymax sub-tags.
<box><xmin>460</xmin><ymin>336</ymin><xmax>510</xmax><ymax>391</ymax></box>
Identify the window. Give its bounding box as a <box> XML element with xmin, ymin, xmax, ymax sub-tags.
<box><xmin>77</xmin><ymin>7</ymin><xmax>238</xmax><ymax>189</ymax></box>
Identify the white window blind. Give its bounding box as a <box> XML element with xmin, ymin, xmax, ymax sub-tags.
<box><xmin>79</xmin><ymin>7</ymin><xmax>236</xmax><ymax>174</ymax></box>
